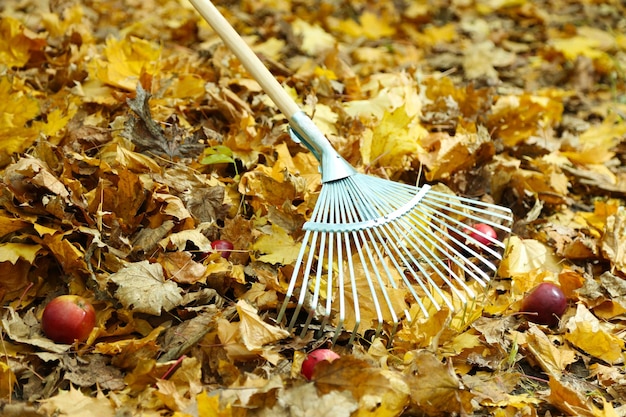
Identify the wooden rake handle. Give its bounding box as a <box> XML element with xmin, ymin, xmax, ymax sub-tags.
<box><xmin>188</xmin><ymin>0</ymin><xmax>300</xmax><ymax>119</ymax></box>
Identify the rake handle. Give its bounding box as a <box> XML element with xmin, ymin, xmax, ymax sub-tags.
<box><xmin>189</xmin><ymin>0</ymin><xmax>358</xmax><ymax>183</ymax></box>
<box><xmin>188</xmin><ymin>0</ymin><xmax>300</xmax><ymax>119</ymax></box>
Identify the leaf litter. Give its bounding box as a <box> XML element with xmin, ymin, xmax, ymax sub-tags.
<box><xmin>0</xmin><ymin>0</ymin><xmax>626</xmax><ymax>416</ymax></box>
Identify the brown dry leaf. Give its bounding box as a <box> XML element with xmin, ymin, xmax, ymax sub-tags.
<box><xmin>239</xmin><ymin>166</ymin><xmax>299</xmax><ymax>207</ymax></box>
<box><xmin>600</xmin><ymin>206</ymin><xmax>626</xmax><ymax>274</ymax></box>
<box><xmin>255</xmin><ymin>382</ymin><xmax>358</xmax><ymax>417</ymax></box>
<box><xmin>236</xmin><ymin>300</ymin><xmax>289</xmax><ymax>351</ymax></box>
<box><xmin>107</xmin><ymin>260</ymin><xmax>183</xmax><ymax>315</ymax></box>
<box><xmin>42</xmin><ymin>231</ymin><xmax>89</xmax><ymax>275</ymax></box>
<box><xmin>461</xmin><ymin>371</ymin><xmax>540</xmax><ymax>412</ymax></box>
<box><xmin>217</xmin><ymin>300</ymin><xmax>288</xmax><ymax>364</ymax></box>
<box><xmin>159</xmin><ymin>251</ymin><xmax>207</xmax><ymax>284</ymax></box>
<box><xmin>419</xmin><ymin>124</ymin><xmax>493</xmax><ymax>181</ymax></box>
<box><xmin>546</xmin><ymin>376</ymin><xmax>618</xmax><ymax>417</ymax></box>
<box><xmin>1</xmin><ymin>308</ymin><xmax>69</xmax><ymax>353</ymax></box>
<box><xmin>403</xmin><ymin>350</ymin><xmax>472</xmax><ymax>415</ymax></box>
<box><xmin>487</xmin><ymin>93</ymin><xmax>563</xmax><ymax>147</ymax></box>
<box><xmin>0</xmin><ymin>214</ymin><xmax>29</xmax><ymax>238</ymax></box>
<box><xmin>462</xmin><ymin>40</ymin><xmax>515</xmax><ymax>80</ymax></box>
<box><xmin>155</xmin><ymin>357</ymin><xmax>203</xmax><ymax>412</ymax></box>
<box><xmin>314</xmin><ymin>356</ymin><xmax>410</xmax><ymax>417</ymax></box>
<box><xmin>593</xmin><ymin>272</ymin><xmax>626</xmax><ymax>319</ymax></box>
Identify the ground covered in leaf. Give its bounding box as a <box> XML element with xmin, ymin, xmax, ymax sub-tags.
<box><xmin>1</xmin><ymin>0</ymin><xmax>626</xmax><ymax>415</ymax></box>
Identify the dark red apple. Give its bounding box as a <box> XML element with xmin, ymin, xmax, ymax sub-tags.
<box><xmin>41</xmin><ymin>295</ymin><xmax>96</xmax><ymax>344</ymax></box>
<box><xmin>468</xmin><ymin>223</ymin><xmax>498</xmax><ymax>246</ymax></box>
<box><xmin>301</xmin><ymin>349</ymin><xmax>340</xmax><ymax>380</ymax></box>
<box><xmin>520</xmin><ymin>282</ymin><xmax>567</xmax><ymax>327</ymax></box>
<box><xmin>211</xmin><ymin>239</ymin><xmax>234</xmax><ymax>259</ymax></box>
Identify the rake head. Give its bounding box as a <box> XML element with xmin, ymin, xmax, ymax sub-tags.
<box><xmin>276</xmin><ymin>161</ymin><xmax>513</xmax><ymax>345</ymax></box>
<box><xmin>184</xmin><ymin>0</ymin><xmax>513</xmax><ymax>344</ymax></box>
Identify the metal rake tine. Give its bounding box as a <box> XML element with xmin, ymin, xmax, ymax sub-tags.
<box><xmin>342</xmin><ymin>181</ymin><xmax>401</xmax><ymax>335</ymax></box>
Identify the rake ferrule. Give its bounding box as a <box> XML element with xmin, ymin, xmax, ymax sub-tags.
<box><xmin>289</xmin><ymin>111</ymin><xmax>357</xmax><ymax>183</ymax></box>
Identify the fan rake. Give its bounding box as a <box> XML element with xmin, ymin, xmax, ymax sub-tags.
<box><xmin>189</xmin><ymin>0</ymin><xmax>514</xmax><ymax>344</ymax></box>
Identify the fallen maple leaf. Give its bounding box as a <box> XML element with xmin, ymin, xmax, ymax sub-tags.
<box><xmin>251</xmin><ymin>224</ymin><xmax>301</xmax><ymax>265</ymax></box>
<box><xmin>38</xmin><ymin>385</ymin><xmax>116</xmax><ymax>417</ymax></box>
<box><xmin>107</xmin><ymin>260</ymin><xmax>183</xmax><ymax>315</ymax></box>
<box><xmin>403</xmin><ymin>350</ymin><xmax>472</xmax><ymax>415</ymax></box>
<box><xmin>565</xmin><ymin>304</ymin><xmax>625</xmax><ymax>364</ymax></box>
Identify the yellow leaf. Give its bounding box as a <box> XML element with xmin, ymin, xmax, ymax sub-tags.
<box><xmin>475</xmin><ymin>0</ymin><xmax>526</xmax><ymax>14</ymax></box>
<box><xmin>292</xmin><ymin>18</ymin><xmax>336</xmax><ymax>55</ymax></box>
<box><xmin>419</xmin><ymin>125</ymin><xmax>492</xmax><ymax>181</ymax></box>
<box><xmin>34</xmin><ymin>105</ymin><xmax>79</xmax><ymax>142</ymax></box>
<box><xmin>90</xmin><ymin>36</ymin><xmax>162</xmax><ymax>91</ymax></box>
<box><xmin>0</xmin><ymin>17</ymin><xmax>46</xmax><ymax>67</ymax></box>
<box><xmin>498</xmin><ymin>236</ymin><xmax>560</xmax><ymax>277</ymax></box>
<box><xmin>562</xmin><ymin>113</ymin><xmax>626</xmax><ymax>165</ymax></box>
<box><xmin>251</xmin><ymin>224</ymin><xmax>301</xmax><ymax>265</ymax></box>
<box><xmin>313</xmin><ymin>356</ymin><xmax>409</xmax><ymax>417</ymax></box>
<box><xmin>38</xmin><ymin>386</ymin><xmax>116</xmax><ymax>417</ymax></box>
<box><xmin>167</xmin><ymin>74</ymin><xmax>207</xmax><ymax>100</ymax></box>
<box><xmin>514</xmin><ymin>325</ymin><xmax>577</xmax><ymax>378</ymax></box>
<box><xmin>547</xmin><ymin>376</ymin><xmax>606</xmax><ymax>417</ymax></box>
<box><xmin>565</xmin><ymin>304</ymin><xmax>625</xmax><ymax>364</ymax></box>
<box><xmin>333</xmin><ymin>12</ymin><xmax>396</xmax><ymax>40</ymax></box>
<box><xmin>409</xmin><ymin>23</ymin><xmax>457</xmax><ymax>47</ymax></box>
<box><xmin>0</xmin><ymin>76</ymin><xmax>40</xmax><ymax>154</ymax></box>
<box><xmin>0</xmin><ymin>215</ymin><xmax>29</xmax><ymax>238</ymax></box>
<box><xmin>237</xmin><ymin>300</ymin><xmax>289</xmax><ymax>350</ymax></box>
<box><xmin>363</xmin><ymin>106</ymin><xmax>427</xmax><ymax>172</ymax></box>
<box><xmin>0</xmin><ymin>243</ymin><xmax>42</xmax><ymax>264</ymax></box>
<box><xmin>551</xmin><ymin>36</ymin><xmax>606</xmax><ymax>61</ymax></box>
<box><xmin>196</xmin><ymin>391</ymin><xmax>233</xmax><ymax>417</ymax></box>
<box><xmin>487</xmin><ymin>93</ymin><xmax>563</xmax><ymax>147</ymax></box>
<box><xmin>0</xmin><ymin>361</ymin><xmax>16</xmax><ymax>399</ymax></box>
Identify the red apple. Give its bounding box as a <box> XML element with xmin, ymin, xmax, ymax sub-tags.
<box><xmin>41</xmin><ymin>295</ymin><xmax>96</xmax><ymax>344</ymax></box>
<box><xmin>520</xmin><ymin>282</ymin><xmax>567</xmax><ymax>327</ymax></box>
<box><xmin>211</xmin><ymin>239</ymin><xmax>234</xmax><ymax>259</ymax></box>
<box><xmin>468</xmin><ymin>223</ymin><xmax>498</xmax><ymax>246</ymax></box>
<box><xmin>301</xmin><ymin>349</ymin><xmax>340</xmax><ymax>380</ymax></box>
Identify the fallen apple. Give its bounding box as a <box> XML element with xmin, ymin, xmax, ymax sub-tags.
<box><xmin>520</xmin><ymin>282</ymin><xmax>567</xmax><ymax>327</ymax></box>
<box><xmin>468</xmin><ymin>223</ymin><xmax>497</xmax><ymax>246</ymax></box>
<box><xmin>301</xmin><ymin>348</ymin><xmax>340</xmax><ymax>380</ymax></box>
<box><xmin>41</xmin><ymin>295</ymin><xmax>96</xmax><ymax>344</ymax></box>
<box><xmin>211</xmin><ymin>239</ymin><xmax>234</xmax><ymax>259</ymax></box>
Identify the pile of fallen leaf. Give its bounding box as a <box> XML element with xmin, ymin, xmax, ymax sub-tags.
<box><xmin>0</xmin><ymin>0</ymin><xmax>625</xmax><ymax>415</ymax></box>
